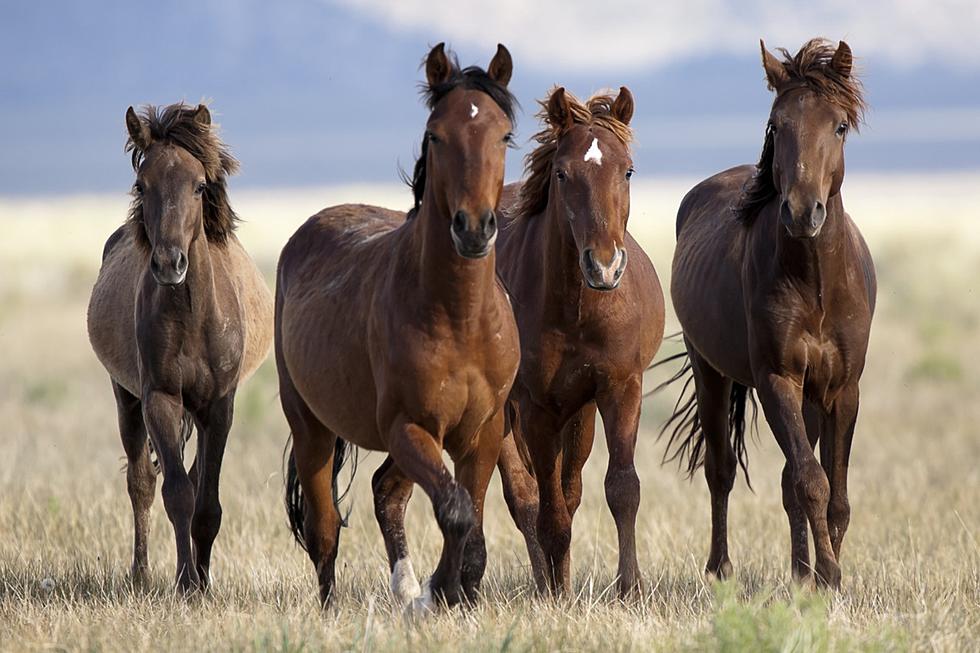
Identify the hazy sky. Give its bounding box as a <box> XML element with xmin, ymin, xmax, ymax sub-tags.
<box><xmin>2</xmin><ymin>0</ymin><xmax>978</xmax><ymax>195</ymax></box>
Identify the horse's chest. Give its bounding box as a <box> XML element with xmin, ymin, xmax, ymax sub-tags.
<box><xmin>520</xmin><ymin>332</ymin><xmax>600</xmax><ymax>417</ymax></box>
<box><xmin>801</xmin><ymin>333</ymin><xmax>851</xmax><ymax>407</ymax></box>
<box><xmin>179</xmin><ymin>321</ymin><xmax>244</xmax><ymax>401</ymax></box>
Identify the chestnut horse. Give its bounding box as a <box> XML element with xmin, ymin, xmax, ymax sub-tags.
<box><xmin>663</xmin><ymin>39</ymin><xmax>875</xmax><ymax>589</ymax></box>
<box><xmin>278</xmin><ymin>44</ymin><xmax>519</xmax><ymax>610</ymax></box>
<box><xmin>88</xmin><ymin>103</ymin><xmax>273</xmax><ymax>590</ymax></box>
<box><xmin>492</xmin><ymin>87</ymin><xmax>665</xmax><ymax>596</ymax></box>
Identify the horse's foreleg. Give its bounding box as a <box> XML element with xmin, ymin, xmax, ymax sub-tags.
<box><xmin>820</xmin><ymin>385</ymin><xmax>858</xmax><ymax>561</ymax></box>
<box><xmin>496</xmin><ymin>402</ymin><xmax>547</xmax><ymax>592</ymax></box>
<box><xmin>191</xmin><ymin>391</ymin><xmax>234</xmax><ymax>589</ymax></box>
<box><xmin>597</xmin><ymin>376</ymin><xmax>644</xmax><ymax>597</ymax></box>
<box><xmin>388</xmin><ymin>419</ymin><xmax>473</xmax><ymax>610</ymax></box>
<box><xmin>456</xmin><ymin>410</ymin><xmax>505</xmax><ymax>603</ymax></box>
<box><xmin>142</xmin><ymin>389</ymin><xmax>199</xmax><ymax>592</ymax></box>
<box><xmin>112</xmin><ymin>381</ymin><xmax>155</xmax><ymax>584</ymax></box>
<box><xmin>757</xmin><ymin>373</ymin><xmax>839</xmax><ymax>589</ymax></box>
<box><xmin>522</xmin><ymin>406</ymin><xmax>570</xmax><ymax>594</ymax></box>
<box><xmin>371</xmin><ymin>457</ymin><xmax>419</xmax><ymax>606</ymax></box>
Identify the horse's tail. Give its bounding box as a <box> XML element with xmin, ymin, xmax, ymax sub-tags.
<box><xmin>284</xmin><ymin>435</ymin><xmax>359</xmax><ymax>551</ymax></box>
<box><xmin>145</xmin><ymin>410</ymin><xmax>195</xmax><ymax>474</ymax></box>
<box><xmin>653</xmin><ymin>349</ymin><xmax>757</xmax><ymax>489</ymax></box>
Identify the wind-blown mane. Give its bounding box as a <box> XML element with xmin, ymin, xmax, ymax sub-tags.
<box><xmin>126</xmin><ymin>103</ymin><xmax>240</xmax><ymax>247</ymax></box>
<box><xmin>405</xmin><ymin>50</ymin><xmax>518</xmax><ymax>220</ymax></box>
<box><xmin>515</xmin><ymin>89</ymin><xmax>633</xmax><ymax>219</ymax></box>
<box><xmin>734</xmin><ymin>38</ymin><xmax>867</xmax><ymax>224</ymax></box>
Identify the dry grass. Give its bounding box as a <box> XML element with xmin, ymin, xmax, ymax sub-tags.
<box><xmin>1</xmin><ymin>174</ymin><xmax>978</xmax><ymax>651</ymax></box>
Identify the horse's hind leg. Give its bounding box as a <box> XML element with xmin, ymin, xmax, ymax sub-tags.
<box><xmin>497</xmin><ymin>403</ymin><xmax>547</xmax><ymax>592</ymax></box>
<box><xmin>279</xmin><ymin>374</ymin><xmax>342</xmax><ymax>607</ymax></box>
<box><xmin>191</xmin><ymin>392</ymin><xmax>234</xmax><ymax>588</ymax></box>
<box><xmin>112</xmin><ymin>381</ymin><xmax>156</xmax><ymax>583</ymax></box>
<box><xmin>820</xmin><ymin>385</ymin><xmax>858</xmax><ymax>561</ymax></box>
<box><xmin>142</xmin><ymin>389</ymin><xmax>199</xmax><ymax>591</ymax></box>
<box><xmin>689</xmin><ymin>350</ymin><xmax>736</xmax><ymax>581</ymax></box>
<box><xmin>372</xmin><ymin>457</ymin><xmax>421</xmax><ymax>606</ymax></box>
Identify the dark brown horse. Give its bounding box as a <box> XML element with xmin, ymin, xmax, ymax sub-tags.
<box><xmin>278</xmin><ymin>43</ymin><xmax>520</xmax><ymax>610</ymax></box>
<box><xmin>490</xmin><ymin>87</ymin><xmax>665</xmax><ymax>596</ymax></box>
<box><xmin>87</xmin><ymin>103</ymin><xmax>274</xmax><ymax>590</ymax></box>
<box><xmin>663</xmin><ymin>39</ymin><xmax>875</xmax><ymax>589</ymax></box>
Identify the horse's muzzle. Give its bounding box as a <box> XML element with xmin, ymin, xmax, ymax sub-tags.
<box><xmin>581</xmin><ymin>247</ymin><xmax>627</xmax><ymax>291</ymax></box>
<box><xmin>150</xmin><ymin>245</ymin><xmax>189</xmax><ymax>286</ymax></box>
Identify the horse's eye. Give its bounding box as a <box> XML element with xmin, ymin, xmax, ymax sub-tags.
<box><xmin>503</xmin><ymin>132</ymin><xmax>515</xmax><ymax>145</ymax></box>
<box><xmin>626</xmin><ymin>167</ymin><xmax>635</xmax><ymax>180</ymax></box>
<box><xmin>836</xmin><ymin>122</ymin><xmax>849</xmax><ymax>137</ymax></box>
<box><xmin>768</xmin><ymin>121</ymin><xmax>777</xmax><ymax>135</ymax></box>
<box><xmin>195</xmin><ymin>182</ymin><xmax>207</xmax><ymax>195</ymax></box>
<box><xmin>556</xmin><ymin>170</ymin><xmax>567</xmax><ymax>182</ymax></box>
<box><xmin>133</xmin><ymin>182</ymin><xmax>144</xmax><ymax>196</ymax></box>
<box><xmin>426</xmin><ymin>132</ymin><xmax>440</xmax><ymax>145</ymax></box>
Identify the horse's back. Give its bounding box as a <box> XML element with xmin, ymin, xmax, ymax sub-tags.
<box><xmin>88</xmin><ymin>225</ymin><xmax>146</xmax><ymax>395</ymax></box>
<box><xmin>275</xmin><ymin>203</ymin><xmax>407</xmax><ymax>448</ymax></box>
<box><xmin>671</xmin><ymin>165</ymin><xmax>755</xmax><ymax>383</ymax></box>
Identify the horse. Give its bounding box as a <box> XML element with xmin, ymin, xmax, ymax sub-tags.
<box><xmin>277</xmin><ymin>43</ymin><xmax>520</xmax><ymax>610</ymax></box>
<box><xmin>662</xmin><ymin>39</ymin><xmax>875</xmax><ymax>589</ymax></box>
<box><xmin>87</xmin><ymin>103</ymin><xmax>274</xmax><ymax>591</ymax></box>
<box><xmin>489</xmin><ymin>87</ymin><xmax>665</xmax><ymax>596</ymax></box>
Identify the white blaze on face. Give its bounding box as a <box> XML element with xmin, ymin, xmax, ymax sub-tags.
<box><xmin>470</xmin><ymin>103</ymin><xmax>479</xmax><ymax>118</ymax></box>
<box><xmin>584</xmin><ymin>137</ymin><xmax>603</xmax><ymax>165</ymax></box>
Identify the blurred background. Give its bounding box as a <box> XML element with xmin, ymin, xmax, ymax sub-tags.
<box><xmin>2</xmin><ymin>0</ymin><xmax>979</xmax><ymax>194</ymax></box>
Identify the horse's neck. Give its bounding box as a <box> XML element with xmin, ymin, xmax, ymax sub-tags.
<box><xmin>410</xmin><ymin>203</ymin><xmax>497</xmax><ymax>324</ymax></box>
<box><xmin>775</xmin><ymin>193</ymin><xmax>848</xmax><ymax>307</ymax></box>
<box><xmin>539</xmin><ymin>203</ymin><xmax>588</xmax><ymax>319</ymax></box>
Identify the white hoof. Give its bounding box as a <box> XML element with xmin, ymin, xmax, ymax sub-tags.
<box><xmin>405</xmin><ymin>577</ymin><xmax>435</xmax><ymax>619</ymax></box>
<box><xmin>390</xmin><ymin>558</ymin><xmax>422</xmax><ymax>606</ymax></box>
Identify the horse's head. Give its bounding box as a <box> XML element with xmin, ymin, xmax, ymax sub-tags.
<box><xmin>416</xmin><ymin>43</ymin><xmax>516</xmax><ymax>259</ymax></box>
<box><xmin>536</xmin><ymin>87</ymin><xmax>635</xmax><ymax>290</ymax></box>
<box><xmin>759</xmin><ymin>39</ymin><xmax>864</xmax><ymax>238</ymax></box>
<box><xmin>125</xmin><ymin>103</ymin><xmax>238</xmax><ymax>285</ymax></box>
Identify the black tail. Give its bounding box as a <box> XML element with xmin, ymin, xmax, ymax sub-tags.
<box><xmin>284</xmin><ymin>436</ymin><xmax>359</xmax><ymax>551</ymax></box>
<box><xmin>146</xmin><ymin>410</ymin><xmax>195</xmax><ymax>474</ymax></box>
<box><xmin>653</xmin><ymin>351</ymin><xmax>758</xmax><ymax>489</ymax></box>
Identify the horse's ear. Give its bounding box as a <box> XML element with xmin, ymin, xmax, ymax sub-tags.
<box><xmin>487</xmin><ymin>43</ymin><xmax>513</xmax><ymax>87</ymax></box>
<box><xmin>193</xmin><ymin>104</ymin><xmax>212</xmax><ymax>126</ymax></box>
<box><xmin>612</xmin><ymin>86</ymin><xmax>634</xmax><ymax>125</ymax></box>
<box><xmin>425</xmin><ymin>42</ymin><xmax>451</xmax><ymax>88</ymax></box>
<box><xmin>546</xmin><ymin>87</ymin><xmax>574</xmax><ymax>130</ymax></box>
<box><xmin>760</xmin><ymin>40</ymin><xmax>789</xmax><ymax>91</ymax></box>
<box><xmin>125</xmin><ymin>106</ymin><xmax>150</xmax><ymax>150</ymax></box>
<box><xmin>831</xmin><ymin>41</ymin><xmax>853</xmax><ymax>79</ymax></box>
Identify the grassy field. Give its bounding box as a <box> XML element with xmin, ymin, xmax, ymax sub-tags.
<box><xmin>1</xmin><ymin>174</ymin><xmax>978</xmax><ymax>651</ymax></box>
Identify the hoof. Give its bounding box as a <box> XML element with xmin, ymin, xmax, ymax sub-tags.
<box><xmin>704</xmin><ymin>559</ymin><xmax>734</xmax><ymax>583</ymax></box>
<box><xmin>390</xmin><ymin>558</ymin><xmax>422</xmax><ymax>606</ymax></box>
<box><xmin>814</xmin><ymin>560</ymin><xmax>842</xmax><ymax>590</ymax></box>
<box><xmin>404</xmin><ymin>578</ymin><xmax>435</xmax><ymax>620</ymax></box>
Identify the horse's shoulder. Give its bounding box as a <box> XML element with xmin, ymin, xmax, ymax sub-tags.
<box><xmin>101</xmin><ymin>223</ymin><xmax>136</xmax><ymax>262</ymax></box>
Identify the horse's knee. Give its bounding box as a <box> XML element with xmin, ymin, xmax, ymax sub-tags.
<box><xmin>536</xmin><ymin>505</ymin><xmax>572</xmax><ymax>558</ymax></box>
<box><xmin>604</xmin><ymin>464</ymin><xmax>640</xmax><ymax>517</ymax></box>
<box><xmin>705</xmin><ymin>444</ymin><xmax>736</xmax><ymax>494</ymax></box>
<box><xmin>828</xmin><ymin>496</ymin><xmax>850</xmax><ymax>534</ymax></box>
<box><xmin>160</xmin><ymin>470</ymin><xmax>194</xmax><ymax>520</ymax></box>
<box><xmin>435</xmin><ymin>483</ymin><xmax>476</xmax><ymax>541</ymax></box>
<box><xmin>795</xmin><ymin>460</ymin><xmax>830</xmax><ymax>509</ymax></box>
<box><xmin>192</xmin><ymin>504</ymin><xmax>222</xmax><ymax>544</ymax></box>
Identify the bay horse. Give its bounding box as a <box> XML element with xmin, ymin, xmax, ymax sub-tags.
<box><xmin>278</xmin><ymin>43</ymin><xmax>520</xmax><ymax>610</ymax></box>
<box><xmin>663</xmin><ymin>39</ymin><xmax>875</xmax><ymax>589</ymax></box>
<box><xmin>492</xmin><ymin>87</ymin><xmax>665</xmax><ymax>596</ymax></box>
<box><xmin>87</xmin><ymin>103</ymin><xmax>274</xmax><ymax>591</ymax></box>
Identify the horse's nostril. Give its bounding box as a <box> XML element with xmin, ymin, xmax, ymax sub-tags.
<box><xmin>452</xmin><ymin>211</ymin><xmax>467</xmax><ymax>234</ymax></box>
<box><xmin>176</xmin><ymin>251</ymin><xmax>188</xmax><ymax>274</ymax></box>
